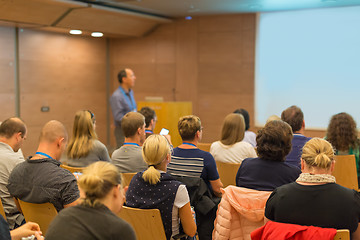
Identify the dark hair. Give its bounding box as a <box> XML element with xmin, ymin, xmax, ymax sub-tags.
<box><xmin>326</xmin><ymin>112</ymin><xmax>359</xmax><ymax>151</ymax></box>
<box><xmin>0</xmin><ymin>117</ymin><xmax>26</xmax><ymax>138</ymax></box>
<box><xmin>117</xmin><ymin>69</ymin><xmax>127</xmax><ymax>84</ymax></box>
<box><xmin>281</xmin><ymin>105</ymin><xmax>304</xmax><ymax>132</ymax></box>
<box><xmin>256</xmin><ymin>120</ymin><xmax>293</xmax><ymax>162</ymax></box>
<box><xmin>139</xmin><ymin>107</ymin><xmax>156</xmax><ymax>128</ymax></box>
<box><xmin>233</xmin><ymin>108</ymin><xmax>250</xmax><ymax>130</ymax></box>
<box><xmin>121</xmin><ymin>112</ymin><xmax>145</xmax><ymax>138</ymax></box>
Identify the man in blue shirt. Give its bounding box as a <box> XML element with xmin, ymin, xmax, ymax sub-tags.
<box><xmin>110</xmin><ymin>69</ymin><xmax>137</xmax><ymax>148</ymax></box>
<box><xmin>281</xmin><ymin>105</ymin><xmax>311</xmax><ymax>168</ymax></box>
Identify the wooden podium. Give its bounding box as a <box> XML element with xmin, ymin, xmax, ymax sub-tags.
<box><xmin>138</xmin><ymin>101</ymin><xmax>192</xmax><ymax>147</ymax></box>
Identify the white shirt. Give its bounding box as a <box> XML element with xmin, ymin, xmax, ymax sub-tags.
<box><xmin>210</xmin><ymin>141</ymin><xmax>257</xmax><ymax>164</ymax></box>
<box><xmin>243</xmin><ymin>130</ymin><xmax>257</xmax><ymax>147</ymax></box>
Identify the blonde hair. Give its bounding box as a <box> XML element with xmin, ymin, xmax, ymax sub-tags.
<box><xmin>220</xmin><ymin>113</ymin><xmax>245</xmax><ymax>146</ymax></box>
<box><xmin>142</xmin><ymin>135</ymin><xmax>171</xmax><ymax>185</ymax></box>
<box><xmin>301</xmin><ymin>138</ymin><xmax>335</xmax><ymax>169</ymax></box>
<box><xmin>78</xmin><ymin>162</ymin><xmax>121</xmax><ymax>207</ymax></box>
<box><xmin>178</xmin><ymin>115</ymin><xmax>202</xmax><ymax>141</ymax></box>
<box><xmin>266</xmin><ymin>115</ymin><xmax>281</xmax><ymax>123</ymax></box>
<box><xmin>67</xmin><ymin>110</ymin><xmax>97</xmax><ymax>159</ymax></box>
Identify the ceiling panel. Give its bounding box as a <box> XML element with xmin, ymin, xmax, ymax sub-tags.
<box><xmin>56</xmin><ymin>5</ymin><xmax>171</xmax><ymax>37</ymax></box>
<box><xmin>0</xmin><ymin>0</ymin><xmax>86</xmax><ymax>25</ymax></box>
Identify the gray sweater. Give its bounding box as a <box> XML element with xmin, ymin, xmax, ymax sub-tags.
<box><xmin>65</xmin><ymin>140</ymin><xmax>111</xmax><ymax>167</ymax></box>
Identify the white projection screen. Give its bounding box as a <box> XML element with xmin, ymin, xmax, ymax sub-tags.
<box><xmin>255</xmin><ymin>6</ymin><xmax>360</xmax><ymax>129</ymax></box>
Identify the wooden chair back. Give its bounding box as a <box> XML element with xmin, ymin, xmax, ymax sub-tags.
<box><xmin>197</xmin><ymin>143</ymin><xmax>211</xmax><ymax>152</ymax></box>
<box><xmin>18</xmin><ymin>199</ymin><xmax>57</xmax><ymax>235</ymax></box>
<box><xmin>121</xmin><ymin>172</ymin><xmax>136</xmax><ymax>187</ymax></box>
<box><xmin>61</xmin><ymin>164</ymin><xmax>85</xmax><ymax>173</ymax></box>
<box><xmin>0</xmin><ymin>199</ymin><xmax>6</xmax><ymax>220</ymax></box>
<box><xmin>334</xmin><ymin>229</ymin><xmax>350</xmax><ymax>240</ymax></box>
<box><xmin>118</xmin><ymin>206</ymin><xmax>167</xmax><ymax>240</ymax></box>
<box><xmin>216</xmin><ymin>161</ymin><xmax>241</xmax><ymax>187</ymax></box>
<box><xmin>332</xmin><ymin>155</ymin><xmax>358</xmax><ymax>190</ymax></box>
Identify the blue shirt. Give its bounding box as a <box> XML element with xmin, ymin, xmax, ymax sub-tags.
<box><xmin>167</xmin><ymin>148</ymin><xmax>220</xmax><ymax>190</ymax></box>
<box><xmin>236</xmin><ymin>157</ymin><xmax>301</xmax><ymax>191</ymax></box>
<box><xmin>109</xmin><ymin>87</ymin><xmax>137</xmax><ymax>126</ymax></box>
<box><xmin>285</xmin><ymin>134</ymin><xmax>311</xmax><ymax>168</ymax></box>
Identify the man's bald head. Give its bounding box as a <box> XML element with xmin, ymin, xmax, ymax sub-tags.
<box><xmin>39</xmin><ymin>120</ymin><xmax>68</xmax><ymax>143</ymax></box>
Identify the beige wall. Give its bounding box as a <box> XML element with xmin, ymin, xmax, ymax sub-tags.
<box><xmin>0</xmin><ymin>27</ymin><xmax>108</xmax><ymax>156</ymax></box>
<box><xmin>0</xmin><ymin>14</ymin><xmax>327</xmax><ymax>156</ymax></box>
<box><xmin>110</xmin><ymin>14</ymin><xmax>259</xmax><ymax>143</ymax></box>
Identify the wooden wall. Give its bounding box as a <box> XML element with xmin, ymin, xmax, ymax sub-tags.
<box><xmin>0</xmin><ymin>27</ymin><xmax>16</xmax><ymax>120</ymax></box>
<box><xmin>110</xmin><ymin>14</ymin><xmax>258</xmax><ymax>143</ymax></box>
<box><xmin>0</xmin><ymin>14</ymin><xmax>327</xmax><ymax>156</ymax></box>
<box><xmin>0</xmin><ymin>26</ymin><xmax>108</xmax><ymax>156</ymax></box>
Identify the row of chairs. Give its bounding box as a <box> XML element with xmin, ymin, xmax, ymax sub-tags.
<box><xmin>0</xmin><ymin>191</ymin><xmax>349</xmax><ymax>240</ymax></box>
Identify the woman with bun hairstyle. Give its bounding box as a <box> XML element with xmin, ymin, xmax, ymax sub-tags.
<box><xmin>326</xmin><ymin>112</ymin><xmax>360</xmax><ymax>187</ymax></box>
<box><xmin>210</xmin><ymin>113</ymin><xmax>257</xmax><ymax>164</ymax></box>
<box><xmin>65</xmin><ymin>110</ymin><xmax>111</xmax><ymax>167</ymax></box>
<box><xmin>46</xmin><ymin>162</ymin><xmax>136</xmax><ymax>240</ymax></box>
<box><xmin>265</xmin><ymin>138</ymin><xmax>360</xmax><ymax>238</ymax></box>
<box><xmin>126</xmin><ymin>134</ymin><xmax>196</xmax><ymax>240</ymax></box>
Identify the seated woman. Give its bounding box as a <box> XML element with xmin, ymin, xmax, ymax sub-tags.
<box><xmin>265</xmin><ymin>138</ymin><xmax>360</xmax><ymax>238</ymax></box>
<box><xmin>65</xmin><ymin>110</ymin><xmax>111</xmax><ymax>167</ymax></box>
<box><xmin>236</xmin><ymin>120</ymin><xmax>301</xmax><ymax>191</ymax></box>
<box><xmin>326</xmin><ymin>112</ymin><xmax>360</xmax><ymax>187</ymax></box>
<box><xmin>210</xmin><ymin>113</ymin><xmax>257</xmax><ymax>164</ymax></box>
<box><xmin>126</xmin><ymin>134</ymin><xmax>196</xmax><ymax>240</ymax></box>
<box><xmin>46</xmin><ymin>162</ymin><xmax>136</xmax><ymax>239</ymax></box>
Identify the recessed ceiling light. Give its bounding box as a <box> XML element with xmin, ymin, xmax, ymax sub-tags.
<box><xmin>91</xmin><ymin>32</ymin><xmax>103</xmax><ymax>37</ymax></box>
<box><xmin>69</xmin><ymin>30</ymin><xmax>82</xmax><ymax>35</ymax></box>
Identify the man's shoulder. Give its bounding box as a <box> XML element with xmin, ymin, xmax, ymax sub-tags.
<box><xmin>112</xmin><ymin>145</ymin><xmax>141</xmax><ymax>157</ymax></box>
<box><xmin>172</xmin><ymin>147</ymin><xmax>213</xmax><ymax>160</ymax></box>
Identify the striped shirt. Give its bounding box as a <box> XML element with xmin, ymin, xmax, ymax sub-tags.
<box><xmin>168</xmin><ymin>148</ymin><xmax>219</xmax><ymax>189</ymax></box>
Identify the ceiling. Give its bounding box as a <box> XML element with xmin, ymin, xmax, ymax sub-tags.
<box><xmin>77</xmin><ymin>0</ymin><xmax>360</xmax><ymax>17</ymax></box>
<box><xmin>0</xmin><ymin>0</ymin><xmax>359</xmax><ymax>38</ymax></box>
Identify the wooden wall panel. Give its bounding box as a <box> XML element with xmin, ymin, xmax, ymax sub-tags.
<box><xmin>109</xmin><ymin>14</ymin><xmax>327</xmax><ymax>146</ymax></box>
<box><xmin>0</xmin><ymin>27</ymin><xmax>16</xmax><ymax>120</ymax></box>
<box><xmin>19</xmin><ymin>29</ymin><xmax>107</xmax><ymax>156</ymax></box>
<box><xmin>109</xmin><ymin>14</ymin><xmax>256</xmax><ymax>144</ymax></box>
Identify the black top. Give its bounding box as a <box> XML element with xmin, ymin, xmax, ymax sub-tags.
<box><xmin>236</xmin><ymin>157</ymin><xmax>301</xmax><ymax>191</ymax></box>
<box><xmin>265</xmin><ymin>182</ymin><xmax>360</xmax><ymax>234</ymax></box>
<box><xmin>0</xmin><ymin>215</ymin><xmax>10</xmax><ymax>240</ymax></box>
<box><xmin>7</xmin><ymin>157</ymin><xmax>79</xmax><ymax>211</ymax></box>
<box><xmin>46</xmin><ymin>204</ymin><xmax>136</xmax><ymax>240</ymax></box>
<box><xmin>126</xmin><ymin>172</ymin><xmax>180</xmax><ymax>240</ymax></box>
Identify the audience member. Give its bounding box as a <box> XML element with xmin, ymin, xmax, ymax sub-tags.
<box><xmin>7</xmin><ymin>120</ymin><xmax>80</xmax><ymax>212</ymax></box>
<box><xmin>65</xmin><ymin>110</ymin><xmax>111</xmax><ymax>167</ymax></box>
<box><xmin>265</xmin><ymin>138</ymin><xmax>360</xmax><ymax>238</ymax></box>
<box><xmin>139</xmin><ymin>106</ymin><xmax>173</xmax><ymax>145</ymax></box>
<box><xmin>111</xmin><ymin>112</ymin><xmax>147</xmax><ymax>173</ymax></box>
<box><xmin>326</xmin><ymin>112</ymin><xmax>360</xmax><ymax>187</ymax></box>
<box><xmin>236</xmin><ymin>120</ymin><xmax>301</xmax><ymax>191</ymax></box>
<box><xmin>139</xmin><ymin>106</ymin><xmax>157</xmax><ymax>138</ymax></box>
<box><xmin>233</xmin><ymin>108</ymin><xmax>257</xmax><ymax>147</ymax></box>
<box><xmin>168</xmin><ymin>115</ymin><xmax>223</xmax><ymax>197</ymax></box>
<box><xmin>0</xmin><ymin>117</ymin><xmax>26</xmax><ymax>229</ymax></box>
<box><xmin>266</xmin><ymin>115</ymin><xmax>281</xmax><ymax>123</ymax></box>
<box><xmin>0</xmin><ymin>215</ymin><xmax>43</xmax><ymax>240</ymax></box>
<box><xmin>126</xmin><ymin>135</ymin><xmax>196</xmax><ymax>240</ymax></box>
<box><xmin>281</xmin><ymin>105</ymin><xmax>311</xmax><ymax>168</ymax></box>
<box><xmin>46</xmin><ymin>162</ymin><xmax>135</xmax><ymax>240</ymax></box>
<box><xmin>110</xmin><ymin>68</ymin><xmax>137</xmax><ymax>148</ymax></box>
<box><xmin>210</xmin><ymin>113</ymin><xmax>257</xmax><ymax>164</ymax></box>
